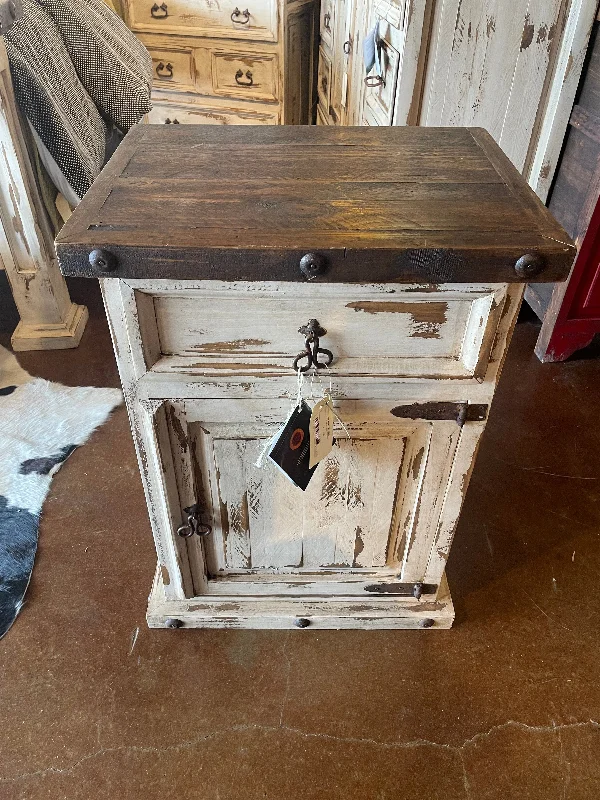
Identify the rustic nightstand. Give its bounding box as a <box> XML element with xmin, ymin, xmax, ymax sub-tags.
<box><xmin>56</xmin><ymin>126</ymin><xmax>575</xmax><ymax>629</ymax></box>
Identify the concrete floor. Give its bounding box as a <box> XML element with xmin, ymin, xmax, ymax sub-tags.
<box><xmin>1</xmin><ymin>277</ymin><xmax>600</xmax><ymax>799</ymax></box>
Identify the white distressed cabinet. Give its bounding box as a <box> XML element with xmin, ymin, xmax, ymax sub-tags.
<box><xmin>55</xmin><ymin>125</ymin><xmax>575</xmax><ymax>629</ymax></box>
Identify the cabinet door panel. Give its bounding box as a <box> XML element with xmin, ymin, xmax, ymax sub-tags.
<box><xmin>163</xmin><ymin>398</ymin><xmax>464</xmax><ymax>596</ymax></box>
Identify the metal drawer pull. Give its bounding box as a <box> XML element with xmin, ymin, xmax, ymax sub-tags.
<box><xmin>164</xmin><ymin>118</ymin><xmax>180</xmax><ymax>124</ymax></box>
<box><xmin>293</xmin><ymin>319</ymin><xmax>334</xmax><ymax>373</ymax></box>
<box><xmin>365</xmin><ymin>74</ymin><xmax>385</xmax><ymax>87</ymax></box>
<box><xmin>155</xmin><ymin>61</ymin><xmax>173</xmax><ymax>79</ymax></box>
<box><xmin>231</xmin><ymin>7</ymin><xmax>250</xmax><ymax>23</ymax></box>
<box><xmin>177</xmin><ymin>504</ymin><xmax>212</xmax><ymax>537</ymax></box>
<box><xmin>343</xmin><ymin>38</ymin><xmax>352</xmax><ymax>54</ymax></box>
<box><xmin>150</xmin><ymin>2</ymin><xmax>168</xmax><ymax>17</ymax></box>
<box><xmin>235</xmin><ymin>69</ymin><xmax>253</xmax><ymax>87</ymax></box>
<box><xmin>323</xmin><ymin>11</ymin><xmax>331</xmax><ymax>30</ymax></box>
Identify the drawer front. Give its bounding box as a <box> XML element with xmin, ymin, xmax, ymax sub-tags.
<box><xmin>145</xmin><ymin>282</ymin><xmax>507</xmax><ymax>380</ymax></box>
<box><xmin>319</xmin><ymin>0</ymin><xmax>335</xmax><ymax>51</ymax></box>
<box><xmin>124</xmin><ymin>0</ymin><xmax>278</xmax><ymax>42</ymax></box>
<box><xmin>195</xmin><ymin>48</ymin><xmax>279</xmax><ymax>103</ymax></box>
<box><xmin>148</xmin><ymin>47</ymin><xmax>195</xmax><ymax>91</ymax></box>
<box><xmin>364</xmin><ymin>38</ymin><xmax>399</xmax><ymax>125</ymax></box>
<box><xmin>147</xmin><ymin>99</ymin><xmax>278</xmax><ymax>125</ymax></box>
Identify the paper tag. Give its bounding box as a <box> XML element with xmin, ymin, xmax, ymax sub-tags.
<box><xmin>268</xmin><ymin>401</ymin><xmax>318</xmax><ymax>491</ymax></box>
<box><xmin>309</xmin><ymin>397</ymin><xmax>335</xmax><ymax>468</ymax></box>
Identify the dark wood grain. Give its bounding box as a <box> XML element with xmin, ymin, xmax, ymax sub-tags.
<box><xmin>56</xmin><ymin>125</ymin><xmax>576</xmax><ymax>283</ymax></box>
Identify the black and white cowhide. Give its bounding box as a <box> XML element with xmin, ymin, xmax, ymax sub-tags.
<box><xmin>0</xmin><ymin>345</ymin><xmax>121</xmax><ymax>638</ymax></box>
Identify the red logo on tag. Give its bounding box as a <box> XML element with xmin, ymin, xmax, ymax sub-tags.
<box><xmin>289</xmin><ymin>429</ymin><xmax>304</xmax><ymax>450</ymax></box>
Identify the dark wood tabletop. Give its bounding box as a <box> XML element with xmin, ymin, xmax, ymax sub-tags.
<box><xmin>56</xmin><ymin>125</ymin><xmax>576</xmax><ymax>283</ymax></box>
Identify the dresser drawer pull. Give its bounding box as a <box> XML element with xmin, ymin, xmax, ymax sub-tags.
<box><xmin>293</xmin><ymin>319</ymin><xmax>334</xmax><ymax>373</ymax></box>
<box><xmin>231</xmin><ymin>7</ymin><xmax>250</xmax><ymax>24</ymax></box>
<box><xmin>155</xmin><ymin>61</ymin><xmax>173</xmax><ymax>79</ymax></box>
<box><xmin>365</xmin><ymin>74</ymin><xmax>385</xmax><ymax>87</ymax></box>
<box><xmin>177</xmin><ymin>504</ymin><xmax>212</xmax><ymax>538</ymax></box>
<box><xmin>150</xmin><ymin>1</ymin><xmax>168</xmax><ymax>17</ymax></box>
<box><xmin>323</xmin><ymin>11</ymin><xmax>331</xmax><ymax>31</ymax></box>
<box><xmin>235</xmin><ymin>68</ymin><xmax>254</xmax><ymax>87</ymax></box>
<box><xmin>164</xmin><ymin>117</ymin><xmax>180</xmax><ymax>124</ymax></box>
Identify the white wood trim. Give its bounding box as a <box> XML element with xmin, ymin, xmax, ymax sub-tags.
<box><xmin>527</xmin><ymin>0</ymin><xmax>598</xmax><ymax>200</ymax></box>
<box><xmin>0</xmin><ymin>40</ymin><xmax>87</xmax><ymax>350</ymax></box>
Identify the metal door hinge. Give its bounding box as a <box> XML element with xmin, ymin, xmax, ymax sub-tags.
<box><xmin>363</xmin><ymin>582</ymin><xmax>437</xmax><ymax>598</ymax></box>
<box><xmin>390</xmin><ymin>402</ymin><xmax>488</xmax><ymax>427</ymax></box>
<box><xmin>177</xmin><ymin>504</ymin><xmax>212</xmax><ymax>538</ymax></box>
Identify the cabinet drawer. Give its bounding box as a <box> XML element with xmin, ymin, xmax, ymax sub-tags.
<box><xmin>124</xmin><ymin>0</ymin><xmax>278</xmax><ymax>42</ymax></box>
<box><xmin>364</xmin><ymin>38</ymin><xmax>399</xmax><ymax>125</ymax></box>
<box><xmin>195</xmin><ymin>48</ymin><xmax>279</xmax><ymax>103</ymax></box>
<box><xmin>147</xmin><ymin>99</ymin><xmax>278</xmax><ymax>125</ymax></box>
<box><xmin>142</xmin><ymin>282</ymin><xmax>507</xmax><ymax>379</ymax></box>
<box><xmin>148</xmin><ymin>47</ymin><xmax>194</xmax><ymax>91</ymax></box>
<box><xmin>319</xmin><ymin>0</ymin><xmax>335</xmax><ymax>51</ymax></box>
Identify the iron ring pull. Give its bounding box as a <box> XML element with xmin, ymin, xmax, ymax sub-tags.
<box><xmin>156</xmin><ymin>61</ymin><xmax>173</xmax><ymax>78</ymax></box>
<box><xmin>231</xmin><ymin>7</ymin><xmax>250</xmax><ymax>23</ymax></box>
<box><xmin>235</xmin><ymin>69</ymin><xmax>253</xmax><ymax>86</ymax></box>
<box><xmin>164</xmin><ymin>118</ymin><xmax>180</xmax><ymax>124</ymax></box>
<box><xmin>343</xmin><ymin>38</ymin><xmax>352</xmax><ymax>54</ymax></box>
<box><xmin>292</xmin><ymin>319</ymin><xmax>334</xmax><ymax>373</ymax></box>
<box><xmin>364</xmin><ymin>74</ymin><xmax>385</xmax><ymax>87</ymax></box>
<box><xmin>323</xmin><ymin>11</ymin><xmax>331</xmax><ymax>30</ymax></box>
<box><xmin>177</xmin><ymin>504</ymin><xmax>212</xmax><ymax>538</ymax></box>
<box><xmin>150</xmin><ymin>2</ymin><xmax>168</xmax><ymax>17</ymax></box>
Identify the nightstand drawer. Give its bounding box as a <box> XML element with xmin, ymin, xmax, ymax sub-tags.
<box><xmin>142</xmin><ymin>281</ymin><xmax>508</xmax><ymax>380</ymax></box>
<box><xmin>125</xmin><ymin>0</ymin><xmax>278</xmax><ymax>42</ymax></box>
<box><xmin>195</xmin><ymin>48</ymin><xmax>279</xmax><ymax>103</ymax></box>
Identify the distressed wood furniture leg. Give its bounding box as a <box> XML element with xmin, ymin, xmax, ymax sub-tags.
<box><xmin>0</xmin><ymin>40</ymin><xmax>87</xmax><ymax>350</ymax></box>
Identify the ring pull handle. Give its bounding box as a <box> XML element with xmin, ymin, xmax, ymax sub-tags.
<box><xmin>343</xmin><ymin>38</ymin><xmax>352</xmax><ymax>54</ymax></box>
<box><xmin>235</xmin><ymin>68</ymin><xmax>254</xmax><ymax>87</ymax></box>
<box><xmin>177</xmin><ymin>504</ymin><xmax>212</xmax><ymax>538</ymax></box>
<box><xmin>231</xmin><ymin>6</ymin><xmax>250</xmax><ymax>24</ymax></box>
<box><xmin>292</xmin><ymin>319</ymin><xmax>334</xmax><ymax>373</ymax></box>
<box><xmin>150</xmin><ymin>2</ymin><xmax>168</xmax><ymax>18</ymax></box>
<box><xmin>155</xmin><ymin>61</ymin><xmax>173</xmax><ymax>79</ymax></box>
<box><xmin>323</xmin><ymin>11</ymin><xmax>331</xmax><ymax>30</ymax></box>
<box><xmin>164</xmin><ymin>118</ymin><xmax>180</xmax><ymax>124</ymax></box>
<box><xmin>364</xmin><ymin>74</ymin><xmax>385</xmax><ymax>87</ymax></box>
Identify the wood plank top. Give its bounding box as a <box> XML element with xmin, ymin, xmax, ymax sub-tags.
<box><xmin>56</xmin><ymin>125</ymin><xmax>576</xmax><ymax>283</ymax></box>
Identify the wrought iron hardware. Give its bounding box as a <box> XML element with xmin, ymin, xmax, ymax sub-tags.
<box><xmin>231</xmin><ymin>6</ymin><xmax>250</xmax><ymax>24</ymax></box>
<box><xmin>390</xmin><ymin>402</ymin><xmax>488</xmax><ymax>427</ymax></box>
<box><xmin>364</xmin><ymin>582</ymin><xmax>437</xmax><ymax>597</ymax></box>
<box><xmin>365</xmin><ymin>74</ymin><xmax>385</xmax><ymax>87</ymax></box>
<box><xmin>156</xmin><ymin>61</ymin><xmax>173</xmax><ymax>79</ymax></box>
<box><xmin>235</xmin><ymin>69</ymin><xmax>254</xmax><ymax>87</ymax></box>
<box><xmin>323</xmin><ymin>11</ymin><xmax>331</xmax><ymax>30</ymax></box>
<box><xmin>177</xmin><ymin>504</ymin><xmax>212</xmax><ymax>538</ymax></box>
<box><xmin>293</xmin><ymin>319</ymin><xmax>334</xmax><ymax>373</ymax></box>
<box><xmin>343</xmin><ymin>38</ymin><xmax>352</xmax><ymax>54</ymax></box>
<box><xmin>164</xmin><ymin>118</ymin><xmax>180</xmax><ymax>124</ymax></box>
<box><xmin>150</xmin><ymin>2</ymin><xmax>168</xmax><ymax>18</ymax></box>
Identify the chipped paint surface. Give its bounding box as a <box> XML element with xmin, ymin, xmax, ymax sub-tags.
<box><xmin>346</xmin><ymin>300</ymin><xmax>448</xmax><ymax>338</ymax></box>
<box><xmin>192</xmin><ymin>338</ymin><xmax>270</xmax><ymax>353</ymax></box>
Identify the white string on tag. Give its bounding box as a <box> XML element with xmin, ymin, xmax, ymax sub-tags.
<box><xmin>256</xmin><ymin>367</ymin><xmax>306</xmax><ymax>469</ymax></box>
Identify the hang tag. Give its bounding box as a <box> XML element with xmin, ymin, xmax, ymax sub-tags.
<box><xmin>309</xmin><ymin>396</ymin><xmax>335</xmax><ymax>468</ymax></box>
<box><xmin>268</xmin><ymin>400</ymin><xmax>318</xmax><ymax>491</ymax></box>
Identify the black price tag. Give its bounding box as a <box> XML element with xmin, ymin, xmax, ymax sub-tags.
<box><xmin>268</xmin><ymin>401</ymin><xmax>317</xmax><ymax>491</ymax></box>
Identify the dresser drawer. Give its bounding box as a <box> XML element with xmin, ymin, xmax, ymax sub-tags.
<box><xmin>140</xmin><ymin>282</ymin><xmax>508</xmax><ymax>380</ymax></box>
<box><xmin>319</xmin><ymin>0</ymin><xmax>335</xmax><ymax>51</ymax></box>
<box><xmin>124</xmin><ymin>0</ymin><xmax>278</xmax><ymax>42</ymax></box>
<box><xmin>148</xmin><ymin>47</ymin><xmax>194</xmax><ymax>91</ymax></box>
<box><xmin>195</xmin><ymin>47</ymin><xmax>279</xmax><ymax>103</ymax></box>
<box><xmin>147</xmin><ymin>99</ymin><xmax>278</xmax><ymax>125</ymax></box>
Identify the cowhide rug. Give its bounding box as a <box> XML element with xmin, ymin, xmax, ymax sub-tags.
<box><xmin>0</xmin><ymin>344</ymin><xmax>121</xmax><ymax>638</ymax></box>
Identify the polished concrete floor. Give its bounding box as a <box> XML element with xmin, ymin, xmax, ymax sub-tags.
<box><xmin>1</xmin><ymin>278</ymin><xmax>600</xmax><ymax>799</ymax></box>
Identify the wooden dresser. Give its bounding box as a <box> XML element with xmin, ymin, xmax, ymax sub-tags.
<box><xmin>116</xmin><ymin>0</ymin><xmax>318</xmax><ymax>126</ymax></box>
<box><xmin>56</xmin><ymin>126</ymin><xmax>574</xmax><ymax>630</ymax></box>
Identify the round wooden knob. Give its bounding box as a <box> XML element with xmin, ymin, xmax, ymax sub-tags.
<box><xmin>299</xmin><ymin>252</ymin><xmax>327</xmax><ymax>280</ymax></box>
<box><xmin>165</xmin><ymin>618</ymin><xmax>184</xmax><ymax>629</ymax></box>
<box><xmin>514</xmin><ymin>253</ymin><xmax>544</xmax><ymax>279</ymax></box>
<box><xmin>419</xmin><ymin>618</ymin><xmax>435</xmax><ymax>629</ymax></box>
<box><xmin>89</xmin><ymin>248</ymin><xmax>117</xmax><ymax>273</ymax></box>
<box><xmin>294</xmin><ymin>617</ymin><xmax>311</xmax><ymax>628</ymax></box>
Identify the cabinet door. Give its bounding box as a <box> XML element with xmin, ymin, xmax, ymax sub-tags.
<box><xmin>161</xmin><ymin>397</ymin><xmax>468</xmax><ymax>598</ymax></box>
